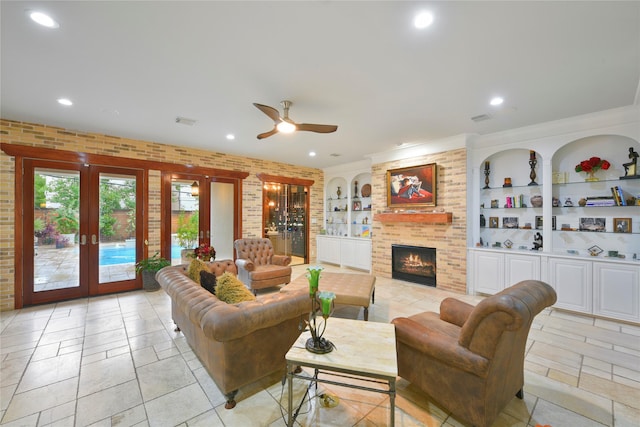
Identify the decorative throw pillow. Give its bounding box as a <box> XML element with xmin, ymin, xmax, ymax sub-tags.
<box><xmin>216</xmin><ymin>272</ymin><xmax>256</xmax><ymax>304</ymax></box>
<box><xmin>187</xmin><ymin>258</ymin><xmax>209</xmax><ymax>284</ymax></box>
<box><xmin>200</xmin><ymin>270</ymin><xmax>217</xmax><ymax>295</ymax></box>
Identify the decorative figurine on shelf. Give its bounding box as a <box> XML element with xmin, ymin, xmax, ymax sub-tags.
<box><xmin>503</xmin><ymin>177</ymin><xmax>512</xmax><ymax>187</ymax></box>
<box><xmin>354</xmin><ymin>181</ymin><xmax>359</xmax><ymax>198</ymax></box>
<box><xmin>564</xmin><ymin>197</ymin><xmax>573</xmax><ymax>207</ymax></box>
<box><xmin>621</xmin><ymin>147</ymin><xmax>639</xmax><ymax>179</ymax></box>
<box><xmin>336</xmin><ymin>186</ymin><xmax>342</xmax><ymax>199</ymax></box>
<box><xmin>483</xmin><ymin>161</ymin><xmax>491</xmax><ymax>189</ymax></box>
<box><xmin>531</xmin><ymin>232</ymin><xmax>543</xmax><ymax>251</ymax></box>
<box><xmin>528</xmin><ymin>150</ymin><xmax>538</xmax><ymax>186</ymax></box>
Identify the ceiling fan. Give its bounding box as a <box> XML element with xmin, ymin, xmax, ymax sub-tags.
<box><xmin>253</xmin><ymin>100</ymin><xmax>338</xmax><ymax>140</ymax></box>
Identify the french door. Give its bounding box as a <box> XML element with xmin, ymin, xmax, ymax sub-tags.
<box><xmin>23</xmin><ymin>159</ymin><xmax>144</xmax><ymax>305</ymax></box>
<box><xmin>162</xmin><ymin>173</ymin><xmax>239</xmax><ymax>265</ymax></box>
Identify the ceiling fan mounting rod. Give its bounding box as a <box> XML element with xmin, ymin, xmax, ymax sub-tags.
<box><xmin>280</xmin><ymin>100</ymin><xmax>292</xmax><ymax>119</ymax></box>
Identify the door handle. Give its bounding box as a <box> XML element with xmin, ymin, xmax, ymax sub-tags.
<box><xmin>80</xmin><ymin>235</ymin><xmax>87</xmax><ymax>245</ymax></box>
<box><xmin>200</xmin><ymin>230</ymin><xmax>204</xmax><ymax>239</ymax></box>
<box><xmin>91</xmin><ymin>234</ymin><xmax>98</xmax><ymax>245</ymax></box>
<box><xmin>206</xmin><ymin>230</ymin><xmax>210</xmax><ymax>238</ymax></box>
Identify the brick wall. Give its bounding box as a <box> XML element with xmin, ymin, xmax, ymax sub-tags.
<box><xmin>371</xmin><ymin>148</ymin><xmax>467</xmax><ymax>294</ymax></box>
<box><xmin>0</xmin><ymin>119</ymin><xmax>324</xmax><ymax>310</ymax></box>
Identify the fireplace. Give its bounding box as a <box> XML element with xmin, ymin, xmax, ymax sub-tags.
<box><xmin>391</xmin><ymin>244</ymin><xmax>436</xmax><ymax>287</ymax></box>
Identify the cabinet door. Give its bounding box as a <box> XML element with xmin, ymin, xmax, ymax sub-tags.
<box><xmin>548</xmin><ymin>258</ymin><xmax>592</xmax><ymax>313</ymax></box>
<box><xmin>317</xmin><ymin>236</ymin><xmax>340</xmax><ymax>265</ymax></box>
<box><xmin>505</xmin><ymin>254</ymin><xmax>540</xmax><ymax>287</ymax></box>
<box><xmin>473</xmin><ymin>251</ymin><xmax>504</xmax><ymax>295</ymax></box>
<box><xmin>352</xmin><ymin>239</ymin><xmax>372</xmax><ymax>271</ymax></box>
<box><xmin>593</xmin><ymin>262</ymin><xmax>640</xmax><ymax>323</ymax></box>
<box><xmin>340</xmin><ymin>239</ymin><xmax>356</xmax><ymax>267</ymax></box>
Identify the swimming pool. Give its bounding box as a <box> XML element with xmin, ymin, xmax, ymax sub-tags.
<box><xmin>99</xmin><ymin>246</ymin><xmax>183</xmax><ymax>266</ymax></box>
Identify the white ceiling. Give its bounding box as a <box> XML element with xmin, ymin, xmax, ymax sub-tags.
<box><xmin>2</xmin><ymin>1</ymin><xmax>639</xmax><ymax>168</ymax></box>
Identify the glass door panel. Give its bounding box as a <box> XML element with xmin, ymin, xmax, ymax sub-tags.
<box><xmin>97</xmin><ymin>172</ymin><xmax>138</xmax><ymax>284</ymax></box>
<box><xmin>170</xmin><ymin>180</ymin><xmax>200</xmax><ymax>265</ymax></box>
<box><xmin>263</xmin><ymin>182</ymin><xmax>307</xmax><ymax>265</ymax></box>
<box><xmin>210</xmin><ymin>181</ymin><xmax>234</xmax><ymax>260</ymax></box>
<box><xmin>33</xmin><ymin>168</ymin><xmax>81</xmax><ymax>292</ymax></box>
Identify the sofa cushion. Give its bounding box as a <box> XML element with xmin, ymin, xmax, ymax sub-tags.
<box><xmin>250</xmin><ymin>264</ymin><xmax>292</xmax><ymax>281</ymax></box>
<box><xmin>216</xmin><ymin>272</ymin><xmax>256</xmax><ymax>304</ymax></box>
<box><xmin>200</xmin><ymin>270</ymin><xmax>217</xmax><ymax>294</ymax></box>
<box><xmin>187</xmin><ymin>258</ymin><xmax>209</xmax><ymax>284</ymax></box>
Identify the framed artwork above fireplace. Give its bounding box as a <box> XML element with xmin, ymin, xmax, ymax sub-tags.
<box><xmin>386</xmin><ymin>163</ymin><xmax>437</xmax><ymax>207</ymax></box>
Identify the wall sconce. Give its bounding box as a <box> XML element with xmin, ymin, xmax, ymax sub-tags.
<box><xmin>191</xmin><ymin>181</ymin><xmax>199</xmax><ymax>197</ymax></box>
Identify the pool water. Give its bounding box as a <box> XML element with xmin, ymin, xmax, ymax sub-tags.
<box><xmin>99</xmin><ymin>246</ymin><xmax>183</xmax><ymax>266</ymax></box>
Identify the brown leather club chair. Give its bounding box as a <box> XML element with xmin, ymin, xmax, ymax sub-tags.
<box><xmin>234</xmin><ymin>238</ymin><xmax>292</xmax><ymax>294</ymax></box>
<box><xmin>392</xmin><ymin>280</ymin><xmax>557</xmax><ymax>427</ymax></box>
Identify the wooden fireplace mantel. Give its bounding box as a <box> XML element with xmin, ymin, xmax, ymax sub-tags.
<box><xmin>374</xmin><ymin>212</ymin><xmax>453</xmax><ymax>224</ymax></box>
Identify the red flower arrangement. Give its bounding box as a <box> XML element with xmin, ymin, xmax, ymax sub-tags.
<box><xmin>191</xmin><ymin>243</ymin><xmax>216</xmax><ymax>261</ymax></box>
<box><xmin>575</xmin><ymin>157</ymin><xmax>610</xmax><ymax>173</ymax></box>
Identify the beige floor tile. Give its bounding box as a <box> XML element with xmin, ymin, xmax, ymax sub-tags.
<box><xmin>529</xmin><ymin>398</ymin><xmax>608</xmax><ymax>427</ymax></box>
<box><xmin>16</xmin><ymin>351</ymin><xmax>81</xmax><ymax>393</ymax></box>
<box><xmin>613</xmin><ymin>402</ymin><xmax>640</xmax><ymax>427</ymax></box>
<box><xmin>37</xmin><ymin>401</ymin><xmax>76</xmax><ymax>426</ymax></box>
<box><xmin>144</xmin><ymin>383</ymin><xmax>212</xmax><ymax>427</ymax></box>
<box><xmin>548</xmin><ymin>368</ymin><xmax>579</xmax><ymax>387</ymax></box>
<box><xmin>76</xmin><ymin>379</ymin><xmax>143</xmax><ymax>426</ymax></box>
<box><xmin>2</xmin><ymin>377</ymin><xmax>78</xmax><ymax>424</ymax></box>
<box><xmin>136</xmin><ymin>356</ymin><xmax>196</xmax><ymax>402</ymax></box>
<box><xmin>524</xmin><ymin>370</ymin><xmax>613</xmax><ymax>425</ymax></box>
<box><xmin>185</xmin><ymin>409</ymin><xmax>225</xmax><ymax>427</ymax></box>
<box><xmin>579</xmin><ymin>372</ymin><xmax>640</xmax><ymax>410</ymax></box>
<box><xmin>78</xmin><ymin>352</ymin><xmax>136</xmax><ymax>398</ymax></box>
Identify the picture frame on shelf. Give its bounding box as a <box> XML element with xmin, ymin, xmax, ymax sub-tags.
<box><xmin>386</xmin><ymin>163</ymin><xmax>436</xmax><ymax>207</ymax></box>
<box><xmin>614</xmin><ymin>218</ymin><xmax>632</xmax><ymax>233</ymax></box>
<box><xmin>535</xmin><ymin>216</ymin><xmax>543</xmax><ymax>230</ymax></box>
<box><xmin>353</xmin><ymin>200</ymin><xmax>362</xmax><ymax>211</ymax></box>
<box><xmin>489</xmin><ymin>217</ymin><xmax>499</xmax><ymax>228</ymax></box>
<box><xmin>579</xmin><ymin>217</ymin><xmax>606</xmax><ymax>232</ymax></box>
<box><xmin>490</xmin><ymin>199</ymin><xmax>499</xmax><ymax>209</ymax></box>
<box><xmin>503</xmin><ymin>217</ymin><xmax>519</xmax><ymax>229</ymax></box>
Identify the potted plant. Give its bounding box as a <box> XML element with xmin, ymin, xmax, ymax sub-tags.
<box><xmin>135</xmin><ymin>252</ymin><xmax>171</xmax><ymax>291</ymax></box>
<box><xmin>176</xmin><ymin>211</ymin><xmax>199</xmax><ymax>263</ymax></box>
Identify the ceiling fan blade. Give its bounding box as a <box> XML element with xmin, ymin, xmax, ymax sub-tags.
<box><xmin>253</xmin><ymin>103</ymin><xmax>281</xmax><ymax>123</ymax></box>
<box><xmin>297</xmin><ymin>123</ymin><xmax>338</xmax><ymax>133</ymax></box>
<box><xmin>257</xmin><ymin>127</ymin><xmax>279</xmax><ymax>140</ymax></box>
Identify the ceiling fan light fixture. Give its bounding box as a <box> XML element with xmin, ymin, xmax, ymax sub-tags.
<box><xmin>28</xmin><ymin>10</ymin><xmax>60</xmax><ymax>28</ymax></box>
<box><xmin>276</xmin><ymin>121</ymin><xmax>297</xmax><ymax>133</ymax></box>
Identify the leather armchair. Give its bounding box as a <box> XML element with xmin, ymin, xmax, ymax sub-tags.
<box><xmin>392</xmin><ymin>280</ymin><xmax>557</xmax><ymax>427</ymax></box>
<box><xmin>234</xmin><ymin>238</ymin><xmax>292</xmax><ymax>294</ymax></box>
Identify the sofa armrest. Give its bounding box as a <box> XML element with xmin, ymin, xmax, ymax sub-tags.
<box><xmin>235</xmin><ymin>258</ymin><xmax>255</xmax><ymax>272</ymax></box>
<box><xmin>439</xmin><ymin>298</ymin><xmax>474</xmax><ymax>327</ymax></box>
<box><xmin>272</xmin><ymin>255</ymin><xmax>291</xmax><ymax>266</ymax></box>
<box><xmin>392</xmin><ymin>317</ymin><xmax>488</xmax><ymax>378</ymax></box>
<box><xmin>201</xmin><ymin>290</ymin><xmax>309</xmax><ymax>341</ymax></box>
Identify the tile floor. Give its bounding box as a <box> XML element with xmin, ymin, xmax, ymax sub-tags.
<box><xmin>1</xmin><ymin>263</ymin><xmax>639</xmax><ymax>427</ymax></box>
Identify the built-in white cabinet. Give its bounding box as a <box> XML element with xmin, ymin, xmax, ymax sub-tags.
<box><xmin>469</xmin><ymin>127</ymin><xmax>640</xmax><ymax>323</ymax></box>
<box><xmin>470</xmin><ymin>249</ymin><xmax>540</xmax><ymax>295</ymax></box>
<box><xmin>320</xmin><ymin>161</ymin><xmax>373</xmax><ymax>272</ymax></box>
<box><xmin>317</xmin><ymin>235</ymin><xmax>371</xmax><ymax>272</ymax></box>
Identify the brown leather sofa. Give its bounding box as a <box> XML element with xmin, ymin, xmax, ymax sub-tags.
<box><xmin>234</xmin><ymin>238</ymin><xmax>292</xmax><ymax>294</ymax></box>
<box><xmin>156</xmin><ymin>260</ymin><xmax>309</xmax><ymax>409</ymax></box>
<box><xmin>392</xmin><ymin>280</ymin><xmax>557</xmax><ymax>427</ymax></box>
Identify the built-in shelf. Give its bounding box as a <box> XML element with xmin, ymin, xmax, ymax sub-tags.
<box><xmin>374</xmin><ymin>212</ymin><xmax>453</xmax><ymax>223</ymax></box>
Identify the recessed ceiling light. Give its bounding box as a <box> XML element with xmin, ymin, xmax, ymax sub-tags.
<box><xmin>490</xmin><ymin>96</ymin><xmax>504</xmax><ymax>106</ymax></box>
<box><xmin>57</xmin><ymin>98</ymin><xmax>72</xmax><ymax>106</ymax></box>
<box><xmin>414</xmin><ymin>11</ymin><xmax>434</xmax><ymax>29</ymax></box>
<box><xmin>28</xmin><ymin>11</ymin><xmax>60</xmax><ymax>28</ymax></box>
<box><xmin>226</xmin><ymin>134</ymin><xmax>235</xmax><ymax>140</ymax></box>
<box><xmin>309</xmin><ymin>151</ymin><xmax>316</xmax><ymax>157</ymax></box>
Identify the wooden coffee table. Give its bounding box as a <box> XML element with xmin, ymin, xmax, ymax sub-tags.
<box><xmin>285</xmin><ymin>317</ymin><xmax>397</xmax><ymax>426</ymax></box>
